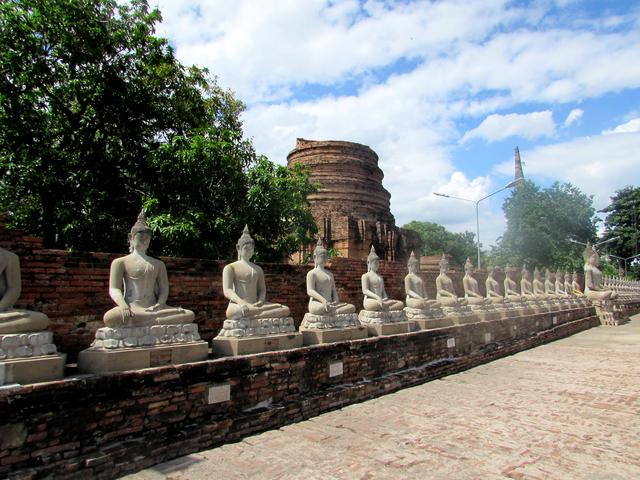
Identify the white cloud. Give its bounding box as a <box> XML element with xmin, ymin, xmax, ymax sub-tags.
<box><xmin>462</xmin><ymin>111</ymin><xmax>556</xmax><ymax>143</ymax></box>
<box><xmin>602</xmin><ymin>118</ymin><xmax>640</xmax><ymax>134</ymax></box>
<box><xmin>564</xmin><ymin>108</ymin><xmax>584</xmax><ymax>127</ymax></box>
<box><xmin>494</xmin><ymin>131</ymin><xmax>640</xmax><ymax>210</ymax></box>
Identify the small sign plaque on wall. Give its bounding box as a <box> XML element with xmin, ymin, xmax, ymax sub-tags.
<box><xmin>208</xmin><ymin>383</ymin><xmax>231</xmax><ymax>404</ymax></box>
<box><xmin>329</xmin><ymin>361</ymin><xmax>343</xmax><ymax>377</ymax></box>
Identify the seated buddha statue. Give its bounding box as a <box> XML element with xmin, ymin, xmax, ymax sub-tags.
<box><xmin>436</xmin><ymin>254</ymin><xmax>468</xmax><ymax>307</ymax></box>
<box><xmin>520</xmin><ymin>265</ymin><xmax>537</xmax><ymax>299</ymax></box>
<box><xmin>533</xmin><ymin>267</ymin><xmax>548</xmax><ymax>299</ymax></box>
<box><xmin>544</xmin><ymin>269</ymin><xmax>558</xmax><ymax>297</ymax></box>
<box><xmin>485</xmin><ymin>266</ymin><xmax>508</xmax><ymax>305</ymax></box>
<box><xmin>462</xmin><ymin>258</ymin><xmax>491</xmax><ymax>306</ymax></box>
<box><xmin>404</xmin><ymin>251</ymin><xmax>440</xmax><ymax>309</ymax></box>
<box><xmin>361</xmin><ymin>246</ymin><xmax>404</xmax><ymax>312</ymax></box>
<box><xmin>503</xmin><ymin>265</ymin><xmax>525</xmax><ymax>302</ymax></box>
<box><xmin>223</xmin><ymin>225</ymin><xmax>291</xmax><ymax>320</ymax></box>
<box><xmin>0</xmin><ymin>247</ymin><xmax>50</xmax><ymax>334</ymax></box>
<box><xmin>555</xmin><ymin>268</ymin><xmax>569</xmax><ymax>296</ymax></box>
<box><xmin>571</xmin><ymin>271</ymin><xmax>583</xmax><ymax>295</ymax></box>
<box><xmin>103</xmin><ymin>211</ymin><xmax>195</xmax><ymax>327</ymax></box>
<box><xmin>563</xmin><ymin>271</ymin><xmax>574</xmax><ymax>297</ymax></box>
<box><xmin>583</xmin><ymin>243</ymin><xmax>618</xmax><ymax>301</ymax></box>
<box><xmin>306</xmin><ymin>238</ymin><xmax>355</xmax><ymax>316</ymax></box>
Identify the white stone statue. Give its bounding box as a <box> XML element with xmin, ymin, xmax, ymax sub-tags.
<box><xmin>306</xmin><ymin>239</ymin><xmax>355</xmax><ymax>316</ymax></box>
<box><xmin>571</xmin><ymin>271</ymin><xmax>583</xmax><ymax>295</ymax></box>
<box><xmin>103</xmin><ymin>210</ymin><xmax>195</xmax><ymax>327</ymax></box>
<box><xmin>533</xmin><ymin>267</ymin><xmax>548</xmax><ymax>299</ymax></box>
<box><xmin>223</xmin><ymin>225</ymin><xmax>291</xmax><ymax>321</ymax></box>
<box><xmin>555</xmin><ymin>268</ymin><xmax>569</xmax><ymax>296</ymax></box>
<box><xmin>404</xmin><ymin>251</ymin><xmax>439</xmax><ymax>310</ymax></box>
<box><xmin>519</xmin><ymin>265</ymin><xmax>537</xmax><ymax>300</ymax></box>
<box><xmin>583</xmin><ymin>243</ymin><xmax>618</xmax><ymax>301</ymax></box>
<box><xmin>436</xmin><ymin>254</ymin><xmax>468</xmax><ymax>307</ymax></box>
<box><xmin>462</xmin><ymin>258</ymin><xmax>491</xmax><ymax>306</ymax></box>
<box><xmin>361</xmin><ymin>246</ymin><xmax>404</xmax><ymax>313</ymax></box>
<box><xmin>503</xmin><ymin>265</ymin><xmax>524</xmax><ymax>302</ymax></box>
<box><xmin>486</xmin><ymin>266</ymin><xmax>508</xmax><ymax>305</ymax></box>
<box><xmin>0</xmin><ymin>247</ymin><xmax>50</xmax><ymax>334</ymax></box>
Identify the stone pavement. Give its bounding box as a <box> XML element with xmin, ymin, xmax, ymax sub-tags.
<box><xmin>126</xmin><ymin>315</ymin><xmax>640</xmax><ymax>480</ymax></box>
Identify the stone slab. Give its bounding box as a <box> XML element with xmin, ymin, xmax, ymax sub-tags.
<box><xmin>451</xmin><ymin>315</ymin><xmax>479</xmax><ymax>325</ymax></box>
<box><xmin>412</xmin><ymin>317</ymin><xmax>454</xmax><ymax>330</ymax></box>
<box><xmin>211</xmin><ymin>333</ymin><xmax>303</xmax><ymax>357</ymax></box>
<box><xmin>0</xmin><ymin>353</ymin><xmax>66</xmax><ymax>385</ymax></box>
<box><xmin>366</xmin><ymin>321</ymin><xmax>413</xmax><ymax>336</ymax></box>
<box><xmin>301</xmin><ymin>326</ymin><xmax>368</xmax><ymax>345</ymax></box>
<box><xmin>77</xmin><ymin>342</ymin><xmax>208</xmax><ymax>374</ymax></box>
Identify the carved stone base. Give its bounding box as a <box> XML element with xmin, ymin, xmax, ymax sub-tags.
<box><xmin>90</xmin><ymin>324</ymin><xmax>200</xmax><ymax>349</ymax></box>
<box><xmin>441</xmin><ymin>305</ymin><xmax>474</xmax><ymax>318</ymax></box>
<box><xmin>217</xmin><ymin>317</ymin><xmax>297</xmax><ymax>338</ymax></box>
<box><xmin>365</xmin><ymin>321</ymin><xmax>413</xmax><ymax>336</ymax></box>
<box><xmin>451</xmin><ymin>315</ymin><xmax>479</xmax><ymax>325</ymax></box>
<box><xmin>0</xmin><ymin>353</ymin><xmax>66</xmax><ymax>386</ymax></box>
<box><xmin>78</xmin><ymin>342</ymin><xmax>208</xmax><ymax>374</ymax></box>
<box><xmin>358</xmin><ymin>310</ymin><xmax>407</xmax><ymax>325</ymax></box>
<box><xmin>403</xmin><ymin>307</ymin><xmax>444</xmax><ymax>320</ymax></box>
<box><xmin>412</xmin><ymin>317</ymin><xmax>454</xmax><ymax>330</ymax></box>
<box><xmin>0</xmin><ymin>331</ymin><xmax>58</xmax><ymax>359</ymax></box>
<box><xmin>593</xmin><ymin>300</ymin><xmax>629</xmax><ymax>326</ymax></box>
<box><xmin>301</xmin><ymin>326</ymin><xmax>368</xmax><ymax>345</ymax></box>
<box><xmin>300</xmin><ymin>312</ymin><xmax>359</xmax><ymax>329</ymax></box>
<box><xmin>212</xmin><ymin>332</ymin><xmax>303</xmax><ymax>356</ymax></box>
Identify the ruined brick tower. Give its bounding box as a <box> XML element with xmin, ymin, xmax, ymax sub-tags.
<box><xmin>287</xmin><ymin>138</ymin><xmax>420</xmax><ymax>262</ymax></box>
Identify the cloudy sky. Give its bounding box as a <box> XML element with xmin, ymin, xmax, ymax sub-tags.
<box><xmin>152</xmin><ymin>0</ymin><xmax>640</xmax><ymax>247</ymax></box>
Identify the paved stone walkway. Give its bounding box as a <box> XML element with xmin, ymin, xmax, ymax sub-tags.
<box><xmin>126</xmin><ymin>315</ymin><xmax>640</xmax><ymax>479</ymax></box>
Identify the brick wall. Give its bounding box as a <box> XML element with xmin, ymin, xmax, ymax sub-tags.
<box><xmin>0</xmin><ymin>307</ymin><xmax>602</xmax><ymax>479</ymax></box>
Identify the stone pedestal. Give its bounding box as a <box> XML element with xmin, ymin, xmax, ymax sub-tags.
<box><xmin>412</xmin><ymin>317</ymin><xmax>453</xmax><ymax>329</ymax></box>
<box><xmin>358</xmin><ymin>310</ymin><xmax>410</xmax><ymax>336</ymax></box>
<box><xmin>365</xmin><ymin>322</ymin><xmax>413</xmax><ymax>336</ymax></box>
<box><xmin>593</xmin><ymin>300</ymin><xmax>629</xmax><ymax>326</ymax></box>
<box><xmin>78</xmin><ymin>323</ymin><xmax>208</xmax><ymax>373</ymax></box>
<box><xmin>404</xmin><ymin>307</ymin><xmax>451</xmax><ymax>330</ymax></box>
<box><xmin>301</xmin><ymin>326</ymin><xmax>368</xmax><ymax>345</ymax></box>
<box><xmin>0</xmin><ymin>331</ymin><xmax>65</xmax><ymax>385</ymax></box>
<box><xmin>212</xmin><ymin>332</ymin><xmax>303</xmax><ymax>356</ymax></box>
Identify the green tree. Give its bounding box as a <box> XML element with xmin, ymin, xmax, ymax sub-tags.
<box><xmin>599</xmin><ymin>186</ymin><xmax>640</xmax><ymax>278</ymax></box>
<box><xmin>0</xmin><ymin>0</ymin><xmax>316</xmax><ymax>260</ymax></box>
<box><xmin>403</xmin><ymin>220</ymin><xmax>476</xmax><ymax>267</ymax></box>
<box><xmin>491</xmin><ymin>180</ymin><xmax>597</xmax><ymax>269</ymax></box>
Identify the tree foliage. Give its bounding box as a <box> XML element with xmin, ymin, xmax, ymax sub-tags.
<box><xmin>600</xmin><ymin>186</ymin><xmax>640</xmax><ymax>277</ymax></box>
<box><xmin>403</xmin><ymin>220</ymin><xmax>476</xmax><ymax>267</ymax></box>
<box><xmin>0</xmin><ymin>0</ymin><xmax>316</xmax><ymax>259</ymax></box>
<box><xmin>490</xmin><ymin>180</ymin><xmax>597</xmax><ymax>269</ymax></box>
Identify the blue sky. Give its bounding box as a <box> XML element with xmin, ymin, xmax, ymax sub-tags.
<box><xmin>152</xmin><ymin>0</ymin><xmax>640</xmax><ymax>246</ymax></box>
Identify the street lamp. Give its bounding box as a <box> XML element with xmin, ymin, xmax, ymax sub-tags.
<box><xmin>605</xmin><ymin>252</ymin><xmax>640</xmax><ymax>276</ymax></box>
<box><xmin>567</xmin><ymin>236</ymin><xmax>620</xmax><ymax>248</ymax></box>
<box><xmin>433</xmin><ymin>178</ymin><xmax>521</xmax><ymax>269</ymax></box>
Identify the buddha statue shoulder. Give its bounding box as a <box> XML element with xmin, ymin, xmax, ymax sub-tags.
<box><xmin>582</xmin><ymin>243</ymin><xmax>618</xmax><ymax>300</ymax></box>
<box><xmin>103</xmin><ymin>210</ymin><xmax>195</xmax><ymax>327</ymax></box>
<box><xmin>223</xmin><ymin>225</ymin><xmax>291</xmax><ymax>320</ymax></box>
<box><xmin>361</xmin><ymin>246</ymin><xmax>404</xmax><ymax>312</ymax></box>
<box><xmin>462</xmin><ymin>257</ymin><xmax>490</xmax><ymax>305</ymax></box>
<box><xmin>306</xmin><ymin>238</ymin><xmax>355</xmax><ymax>316</ymax></box>
<box><xmin>435</xmin><ymin>254</ymin><xmax>467</xmax><ymax>306</ymax></box>
<box><xmin>404</xmin><ymin>251</ymin><xmax>439</xmax><ymax>309</ymax></box>
<box><xmin>0</xmin><ymin>247</ymin><xmax>50</xmax><ymax>334</ymax></box>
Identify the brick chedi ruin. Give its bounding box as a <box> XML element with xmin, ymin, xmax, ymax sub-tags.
<box><xmin>287</xmin><ymin>138</ymin><xmax>420</xmax><ymax>262</ymax></box>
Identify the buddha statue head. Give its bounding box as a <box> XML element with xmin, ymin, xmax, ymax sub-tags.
<box><xmin>521</xmin><ymin>265</ymin><xmax>531</xmax><ymax>280</ymax></box>
<box><xmin>367</xmin><ymin>245</ymin><xmax>380</xmax><ymax>272</ymax></box>
<box><xmin>128</xmin><ymin>209</ymin><xmax>152</xmax><ymax>253</ymax></box>
<box><xmin>439</xmin><ymin>254</ymin><xmax>449</xmax><ymax>274</ymax></box>
<box><xmin>407</xmin><ymin>250</ymin><xmax>419</xmax><ymax>274</ymax></box>
<box><xmin>236</xmin><ymin>225</ymin><xmax>255</xmax><ymax>260</ymax></box>
<box><xmin>505</xmin><ymin>264</ymin><xmax>514</xmax><ymax>280</ymax></box>
<box><xmin>534</xmin><ymin>266</ymin><xmax>542</xmax><ymax>280</ymax></box>
<box><xmin>313</xmin><ymin>237</ymin><xmax>327</xmax><ymax>267</ymax></box>
<box><xmin>583</xmin><ymin>242</ymin><xmax>599</xmax><ymax>268</ymax></box>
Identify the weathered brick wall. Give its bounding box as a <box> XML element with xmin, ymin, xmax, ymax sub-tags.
<box><xmin>0</xmin><ymin>307</ymin><xmax>600</xmax><ymax>479</ymax></box>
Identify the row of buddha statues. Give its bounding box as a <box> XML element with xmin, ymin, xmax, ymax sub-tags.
<box><xmin>1</xmin><ymin>211</ymin><xmax>640</xmax><ymax>376</ymax></box>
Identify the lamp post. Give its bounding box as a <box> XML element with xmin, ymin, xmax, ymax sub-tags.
<box><xmin>433</xmin><ymin>178</ymin><xmax>521</xmax><ymax>269</ymax></box>
<box><xmin>604</xmin><ymin>253</ymin><xmax>640</xmax><ymax>277</ymax></box>
<box><xmin>567</xmin><ymin>236</ymin><xmax>620</xmax><ymax>248</ymax></box>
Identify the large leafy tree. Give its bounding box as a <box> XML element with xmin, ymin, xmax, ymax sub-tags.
<box><xmin>0</xmin><ymin>0</ymin><xmax>316</xmax><ymax>259</ymax></box>
<box><xmin>491</xmin><ymin>180</ymin><xmax>597</xmax><ymax>269</ymax></box>
<box><xmin>403</xmin><ymin>220</ymin><xmax>476</xmax><ymax>267</ymax></box>
<box><xmin>599</xmin><ymin>186</ymin><xmax>640</xmax><ymax>277</ymax></box>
